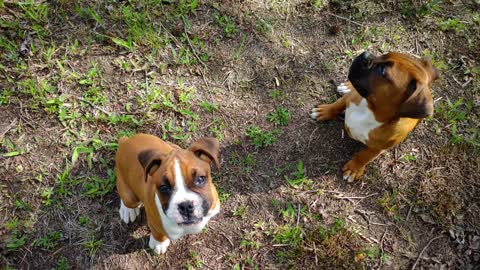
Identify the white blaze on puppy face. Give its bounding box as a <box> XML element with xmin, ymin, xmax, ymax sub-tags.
<box><xmin>345</xmin><ymin>98</ymin><xmax>382</xmax><ymax>144</ymax></box>
<box><xmin>154</xmin><ymin>158</ymin><xmax>220</xmax><ymax>240</ymax></box>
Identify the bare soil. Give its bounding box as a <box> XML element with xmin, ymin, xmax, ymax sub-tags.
<box><xmin>1</xmin><ymin>1</ymin><xmax>479</xmax><ymax>270</ymax></box>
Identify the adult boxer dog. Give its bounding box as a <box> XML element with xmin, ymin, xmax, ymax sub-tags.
<box><xmin>115</xmin><ymin>134</ymin><xmax>221</xmax><ymax>254</ymax></box>
<box><xmin>310</xmin><ymin>51</ymin><xmax>438</xmax><ymax>182</ymax></box>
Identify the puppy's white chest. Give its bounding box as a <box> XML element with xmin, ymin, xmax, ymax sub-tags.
<box><xmin>345</xmin><ymin>98</ymin><xmax>382</xmax><ymax>144</ymax></box>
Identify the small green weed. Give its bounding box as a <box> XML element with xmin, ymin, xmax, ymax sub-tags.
<box><xmin>311</xmin><ymin>0</ymin><xmax>326</xmax><ymax>9</ymax></box>
<box><xmin>83</xmin><ymin>169</ymin><xmax>116</xmax><ymax>198</ymax></box>
<box><xmin>84</xmin><ymin>238</ymin><xmax>102</xmax><ymax>256</ymax></box>
<box><xmin>317</xmin><ymin>218</ymin><xmax>346</xmax><ymax>241</ymax></box>
<box><xmin>200</xmin><ymin>101</ymin><xmax>218</xmax><ymax>113</ymax></box>
<box><xmin>246</xmin><ymin>126</ymin><xmax>279</xmax><ymax>149</ymax></box>
<box><xmin>33</xmin><ymin>231</ymin><xmax>62</xmax><ymax>250</ymax></box>
<box><xmin>240</xmin><ymin>235</ymin><xmax>261</xmax><ymax>250</ymax></box>
<box><xmin>185</xmin><ymin>250</ymin><xmax>203</xmax><ymax>269</ymax></box>
<box><xmin>217</xmin><ymin>187</ymin><xmax>231</xmax><ymax>203</ymax></box>
<box><xmin>273</xmin><ymin>224</ymin><xmax>303</xmax><ymax>247</ymax></box>
<box><xmin>436</xmin><ymin>98</ymin><xmax>479</xmax><ymax>147</ymax></box>
<box><xmin>256</xmin><ymin>18</ymin><xmax>272</xmax><ymax>33</ymax></box>
<box><xmin>400</xmin><ymin>153</ymin><xmax>416</xmax><ymax>162</ymax></box>
<box><xmin>53</xmin><ymin>257</ymin><xmax>70</xmax><ymax>270</ymax></box>
<box><xmin>280</xmin><ymin>203</ymin><xmax>307</xmax><ymax>223</ymax></box>
<box><xmin>285</xmin><ymin>160</ymin><xmax>313</xmax><ymax>189</ymax></box>
<box><xmin>5</xmin><ymin>218</ymin><xmax>26</xmax><ymax>250</ymax></box>
<box><xmin>378</xmin><ymin>192</ymin><xmax>402</xmax><ymax>221</ymax></box>
<box><xmin>439</xmin><ymin>18</ymin><xmax>466</xmax><ymax>33</ymax></box>
<box><xmin>267</xmin><ymin>107</ymin><xmax>290</xmax><ymax>126</ymax></box>
<box><xmin>232</xmin><ymin>206</ymin><xmax>248</xmax><ymax>219</ymax></box>
<box><xmin>214</xmin><ymin>13</ymin><xmax>238</xmax><ymax>38</ymax></box>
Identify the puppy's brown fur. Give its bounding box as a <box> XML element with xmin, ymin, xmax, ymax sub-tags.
<box><xmin>311</xmin><ymin>52</ymin><xmax>438</xmax><ymax>181</ymax></box>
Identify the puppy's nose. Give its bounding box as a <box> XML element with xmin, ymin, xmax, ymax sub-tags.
<box><xmin>360</xmin><ymin>51</ymin><xmax>370</xmax><ymax>59</ymax></box>
<box><xmin>178</xmin><ymin>201</ymin><xmax>194</xmax><ymax>217</ymax></box>
<box><xmin>358</xmin><ymin>51</ymin><xmax>373</xmax><ymax>67</ymax></box>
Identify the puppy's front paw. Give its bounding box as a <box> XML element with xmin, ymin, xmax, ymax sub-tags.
<box><xmin>342</xmin><ymin>160</ymin><xmax>365</xmax><ymax>182</ymax></box>
<box><xmin>119</xmin><ymin>200</ymin><xmax>140</xmax><ymax>224</ymax></box>
<box><xmin>337</xmin><ymin>83</ymin><xmax>351</xmax><ymax>96</ymax></box>
<box><xmin>310</xmin><ymin>104</ymin><xmax>338</xmax><ymax>121</ymax></box>
<box><xmin>149</xmin><ymin>235</ymin><xmax>170</xmax><ymax>254</ymax></box>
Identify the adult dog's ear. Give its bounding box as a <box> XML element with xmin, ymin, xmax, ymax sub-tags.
<box><xmin>189</xmin><ymin>137</ymin><xmax>220</xmax><ymax>169</ymax></box>
<box><xmin>398</xmin><ymin>79</ymin><xmax>434</xmax><ymax>119</ymax></box>
<box><xmin>138</xmin><ymin>150</ymin><xmax>166</xmax><ymax>179</ymax></box>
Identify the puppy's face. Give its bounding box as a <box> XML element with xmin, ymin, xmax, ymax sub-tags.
<box><xmin>348</xmin><ymin>52</ymin><xmax>438</xmax><ymax>119</ymax></box>
<box><xmin>138</xmin><ymin>138</ymin><xmax>220</xmax><ymax>238</ymax></box>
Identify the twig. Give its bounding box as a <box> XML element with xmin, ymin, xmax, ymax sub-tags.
<box><xmin>182</xmin><ymin>17</ymin><xmax>207</xmax><ymax>70</ymax></box>
<box><xmin>219</xmin><ymin>231</ymin><xmax>234</xmax><ymax>248</ymax></box>
<box><xmin>181</xmin><ymin>17</ymin><xmax>210</xmax><ymax>90</ymax></box>
<box><xmin>327</xmin><ymin>12</ymin><xmax>365</xmax><ymax>27</ymax></box>
<box><xmin>378</xmin><ymin>228</ymin><xmax>388</xmax><ymax>270</ymax></box>
<box><xmin>405</xmin><ymin>204</ymin><xmax>413</xmax><ymax>222</ymax></box>
<box><xmin>0</xmin><ymin>118</ymin><xmax>18</xmax><ymax>139</ymax></box>
<box><xmin>73</xmin><ymin>96</ymin><xmax>111</xmax><ymax>116</ymax></box>
<box><xmin>333</xmin><ymin>193</ymin><xmax>378</xmax><ymax>200</ymax></box>
<box><xmin>411</xmin><ymin>235</ymin><xmax>444</xmax><ymax>270</ymax></box>
<box><xmin>307</xmin><ymin>127</ymin><xmax>319</xmax><ymax>148</ymax></box>
<box><xmin>296</xmin><ymin>203</ymin><xmax>301</xmax><ymax>226</ymax></box>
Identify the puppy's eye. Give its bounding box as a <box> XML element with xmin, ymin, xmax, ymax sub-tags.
<box><xmin>194</xmin><ymin>176</ymin><xmax>207</xmax><ymax>187</ymax></box>
<box><xmin>158</xmin><ymin>182</ymin><xmax>171</xmax><ymax>194</ymax></box>
<box><xmin>377</xmin><ymin>63</ymin><xmax>389</xmax><ymax>77</ymax></box>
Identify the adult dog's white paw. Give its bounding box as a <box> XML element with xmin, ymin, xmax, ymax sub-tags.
<box><xmin>149</xmin><ymin>235</ymin><xmax>170</xmax><ymax>254</ymax></box>
<box><xmin>337</xmin><ymin>83</ymin><xmax>351</xmax><ymax>96</ymax></box>
<box><xmin>119</xmin><ymin>200</ymin><xmax>140</xmax><ymax>224</ymax></box>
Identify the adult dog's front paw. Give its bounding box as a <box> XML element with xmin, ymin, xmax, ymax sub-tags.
<box><xmin>342</xmin><ymin>160</ymin><xmax>365</xmax><ymax>182</ymax></box>
<box><xmin>149</xmin><ymin>235</ymin><xmax>170</xmax><ymax>255</ymax></box>
<box><xmin>310</xmin><ymin>104</ymin><xmax>338</xmax><ymax>121</ymax></box>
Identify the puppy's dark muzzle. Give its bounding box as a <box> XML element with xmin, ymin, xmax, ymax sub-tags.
<box><xmin>348</xmin><ymin>51</ymin><xmax>375</xmax><ymax>97</ymax></box>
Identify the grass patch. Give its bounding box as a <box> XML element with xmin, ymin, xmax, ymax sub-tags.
<box><xmin>246</xmin><ymin>126</ymin><xmax>279</xmax><ymax>149</ymax></box>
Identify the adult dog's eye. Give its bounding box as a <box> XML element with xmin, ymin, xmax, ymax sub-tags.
<box><xmin>194</xmin><ymin>176</ymin><xmax>207</xmax><ymax>187</ymax></box>
<box><xmin>158</xmin><ymin>182</ymin><xmax>171</xmax><ymax>194</ymax></box>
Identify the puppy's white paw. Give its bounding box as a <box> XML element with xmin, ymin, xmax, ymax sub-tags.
<box><xmin>337</xmin><ymin>83</ymin><xmax>351</xmax><ymax>96</ymax></box>
<box><xmin>119</xmin><ymin>200</ymin><xmax>140</xmax><ymax>224</ymax></box>
<box><xmin>149</xmin><ymin>235</ymin><xmax>170</xmax><ymax>254</ymax></box>
<box><xmin>343</xmin><ymin>174</ymin><xmax>354</xmax><ymax>183</ymax></box>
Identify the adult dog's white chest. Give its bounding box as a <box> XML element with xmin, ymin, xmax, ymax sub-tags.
<box><xmin>345</xmin><ymin>98</ymin><xmax>382</xmax><ymax>144</ymax></box>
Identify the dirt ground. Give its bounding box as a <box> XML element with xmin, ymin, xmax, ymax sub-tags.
<box><xmin>1</xmin><ymin>0</ymin><xmax>480</xmax><ymax>269</ymax></box>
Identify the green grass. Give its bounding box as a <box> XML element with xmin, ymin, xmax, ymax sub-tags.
<box><xmin>232</xmin><ymin>206</ymin><xmax>248</xmax><ymax>219</ymax></box>
<box><xmin>246</xmin><ymin>126</ymin><xmax>279</xmax><ymax>149</ymax></box>
<box><xmin>273</xmin><ymin>224</ymin><xmax>303</xmax><ymax>247</ymax></box>
<box><xmin>84</xmin><ymin>238</ymin><xmax>102</xmax><ymax>256</ymax></box>
<box><xmin>439</xmin><ymin>18</ymin><xmax>466</xmax><ymax>33</ymax></box>
<box><xmin>214</xmin><ymin>13</ymin><xmax>238</xmax><ymax>38</ymax></box>
<box><xmin>33</xmin><ymin>231</ymin><xmax>62</xmax><ymax>250</ymax></box>
<box><xmin>435</xmin><ymin>98</ymin><xmax>479</xmax><ymax>148</ymax></box>
<box><xmin>267</xmin><ymin>107</ymin><xmax>290</xmax><ymax>126</ymax></box>
<box><xmin>377</xmin><ymin>192</ymin><xmax>402</xmax><ymax>221</ymax></box>
<box><xmin>284</xmin><ymin>160</ymin><xmax>313</xmax><ymax>189</ymax></box>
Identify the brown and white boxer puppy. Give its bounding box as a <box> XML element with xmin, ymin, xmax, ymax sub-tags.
<box><xmin>310</xmin><ymin>51</ymin><xmax>438</xmax><ymax>182</ymax></box>
<box><xmin>115</xmin><ymin>134</ymin><xmax>220</xmax><ymax>254</ymax></box>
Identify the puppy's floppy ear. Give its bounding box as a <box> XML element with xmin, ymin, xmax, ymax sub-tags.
<box><xmin>421</xmin><ymin>57</ymin><xmax>439</xmax><ymax>82</ymax></box>
<box><xmin>398</xmin><ymin>79</ymin><xmax>434</xmax><ymax>119</ymax></box>
<box><xmin>138</xmin><ymin>150</ymin><xmax>166</xmax><ymax>179</ymax></box>
<box><xmin>188</xmin><ymin>137</ymin><xmax>220</xmax><ymax>169</ymax></box>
